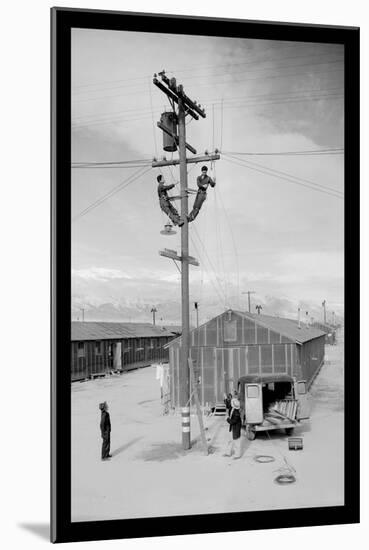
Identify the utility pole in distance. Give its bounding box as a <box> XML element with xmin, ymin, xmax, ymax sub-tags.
<box><xmin>153</xmin><ymin>71</ymin><xmax>220</xmax><ymax>450</ymax></box>
<box><xmin>322</xmin><ymin>300</ymin><xmax>327</xmax><ymax>324</ymax></box>
<box><xmin>242</xmin><ymin>291</ymin><xmax>255</xmax><ymax>313</ymax></box>
<box><xmin>194</xmin><ymin>301</ymin><xmax>199</xmax><ymax>329</ymax></box>
<box><xmin>151</xmin><ymin>306</ymin><xmax>157</xmax><ymax>326</ymax></box>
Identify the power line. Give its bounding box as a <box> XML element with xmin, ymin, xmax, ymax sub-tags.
<box><xmin>72</xmin><ymin>63</ymin><xmax>343</xmax><ymax>105</ymax></box>
<box><xmin>72</xmin><ymin>164</ymin><xmax>151</xmax><ymax>169</ymax></box>
<box><xmin>72</xmin><ymin>166</ymin><xmax>151</xmax><ymax>222</ymax></box>
<box><xmin>189</xmin><ymin>232</ymin><xmax>228</xmax><ymax>307</ymax></box>
<box><xmin>72</xmin><ymin>51</ymin><xmax>342</xmax><ymax>97</ymax></box>
<box><xmin>227</xmin><ymin>153</ymin><xmax>344</xmax><ymax>196</ymax></box>
<box><xmin>72</xmin><ymin>90</ymin><xmax>343</xmax><ymax>130</ymax></box>
<box><xmin>191</xmin><ymin>224</ymin><xmax>228</xmax><ymax>305</ymax></box>
<box><xmin>71</xmin><ymin>147</ymin><xmax>344</xmax><ymax>169</ymax></box>
<box><xmin>72</xmin><ymin>85</ymin><xmax>343</xmax><ymax>124</ymax></box>
<box><xmin>222</xmin><ymin>154</ymin><xmax>343</xmax><ymax>199</ymax></box>
<box><xmin>72</xmin><ymin>158</ymin><xmax>150</xmax><ymax>166</ymax></box>
<box><xmin>72</xmin><ymin>46</ymin><xmax>337</xmax><ymax>90</ymax></box>
<box><xmin>214</xmin><ymin>185</ymin><xmax>240</xmax><ymax>307</ymax></box>
<box><xmin>223</xmin><ymin>148</ymin><xmax>344</xmax><ymax>156</ymax></box>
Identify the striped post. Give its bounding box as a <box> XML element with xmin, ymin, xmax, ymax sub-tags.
<box><xmin>181</xmin><ymin>406</ymin><xmax>191</xmax><ymax>448</ymax></box>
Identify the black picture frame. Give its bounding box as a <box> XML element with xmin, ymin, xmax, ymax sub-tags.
<box><xmin>51</xmin><ymin>7</ymin><xmax>360</xmax><ymax>544</ymax></box>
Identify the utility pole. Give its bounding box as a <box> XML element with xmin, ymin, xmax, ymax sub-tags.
<box><xmin>178</xmin><ymin>93</ymin><xmax>191</xmax><ymax>450</ymax></box>
<box><xmin>322</xmin><ymin>300</ymin><xmax>327</xmax><ymax>324</ymax></box>
<box><xmin>153</xmin><ymin>71</ymin><xmax>220</xmax><ymax>451</ymax></box>
<box><xmin>81</xmin><ymin>308</ymin><xmax>85</xmax><ymax>322</ymax></box>
<box><xmin>151</xmin><ymin>306</ymin><xmax>157</xmax><ymax>326</ymax></box>
<box><xmin>194</xmin><ymin>301</ymin><xmax>199</xmax><ymax>328</ymax></box>
<box><xmin>242</xmin><ymin>291</ymin><xmax>255</xmax><ymax>313</ymax></box>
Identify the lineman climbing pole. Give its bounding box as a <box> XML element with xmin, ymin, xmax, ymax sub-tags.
<box><xmin>152</xmin><ymin>71</ymin><xmax>220</xmax><ymax>450</ymax></box>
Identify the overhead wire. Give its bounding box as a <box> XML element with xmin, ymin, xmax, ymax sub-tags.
<box><xmin>226</xmin><ymin>153</ymin><xmax>344</xmax><ymax>196</ymax></box>
<box><xmin>72</xmin><ymin>166</ymin><xmax>151</xmax><ymax>222</ymax></box>
<box><xmin>191</xmin><ymin>222</ymin><xmax>228</xmax><ymax>306</ymax></box>
<box><xmin>189</xmin><ymin>231</ymin><xmax>227</xmax><ymax>307</ymax></box>
<box><xmin>214</xmin><ymin>183</ymin><xmax>241</xmax><ymax>310</ymax></box>
<box><xmin>72</xmin><ymin>85</ymin><xmax>343</xmax><ymax>125</ymax></box>
<box><xmin>222</xmin><ymin>154</ymin><xmax>343</xmax><ymax>199</ymax></box>
<box><xmin>223</xmin><ymin>148</ymin><xmax>344</xmax><ymax>156</ymax></box>
<box><xmin>72</xmin><ymin>89</ymin><xmax>343</xmax><ymax>130</ymax></box>
<box><xmin>71</xmin><ymin>147</ymin><xmax>343</xmax><ymax>169</ymax></box>
<box><xmin>72</xmin><ymin>52</ymin><xmax>343</xmax><ymax>99</ymax></box>
<box><xmin>148</xmin><ymin>76</ymin><xmax>159</xmax><ymax>160</ymax></box>
<box><xmin>72</xmin><ymin>62</ymin><xmax>343</xmax><ymax>106</ymax></box>
<box><xmin>72</xmin><ymin>158</ymin><xmax>150</xmax><ymax>167</ymax></box>
<box><xmin>72</xmin><ymin>43</ymin><xmax>341</xmax><ymax>91</ymax></box>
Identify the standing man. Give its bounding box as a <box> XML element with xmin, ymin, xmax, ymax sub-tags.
<box><xmin>224</xmin><ymin>398</ymin><xmax>242</xmax><ymax>459</ymax></box>
<box><xmin>187</xmin><ymin>166</ymin><xmax>216</xmax><ymax>222</ymax></box>
<box><xmin>157</xmin><ymin>174</ymin><xmax>184</xmax><ymax>227</ymax></box>
<box><xmin>99</xmin><ymin>401</ymin><xmax>112</xmax><ymax>461</ymax></box>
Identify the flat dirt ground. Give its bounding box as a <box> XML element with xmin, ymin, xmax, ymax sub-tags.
<box><xmin>71</xmin><ymin>329</ymin><xmax>344</xmax><ymax>522</ymax></box>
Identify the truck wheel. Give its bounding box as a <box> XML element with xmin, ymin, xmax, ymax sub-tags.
<box><xmin>246</xmin><ymin>426</ymin><xmax>256</xmax><ymax>440</ymax></box>
<box><xmin>285</xmin><ymin>427</ymin><xmax>294</xmax><ymax>436</ymax></box>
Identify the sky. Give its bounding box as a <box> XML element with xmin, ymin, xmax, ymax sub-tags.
<box><xmin>71</xmin><ymin>29</ymin><xmax>344</xmax><ymax>324</ymax></box>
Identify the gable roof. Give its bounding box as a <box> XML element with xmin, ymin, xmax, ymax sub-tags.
<box><xmin>71</xmin><ymin>322</ymin><xmax>175</xmax><ymax>341</ymax></box>
<box><xmin>165</xmin><ymin>309</ymin><xmax>326</xmax><ymax>348</ymax></box>
<box><xmin>235</xmin><ymin>311</ymin><xmax>326</xmax><ymax>344</ymax></box>
<box><xmin>311</xmin><ymin>321</ymin><xmax>336</xmax><ymax>333</ymax></box>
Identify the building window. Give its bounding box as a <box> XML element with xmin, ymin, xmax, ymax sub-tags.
<box><xmin>224</xmin><ymin>320</ymin><xmax>237</xmax><ymax>342</ymax></box>
<box><xmin>77</xmin><ymin>342</ymin><xmax>85</xmax><ymax>357</ymax></box>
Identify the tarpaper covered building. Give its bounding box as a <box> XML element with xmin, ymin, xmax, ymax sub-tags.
<box><xmin>166</xmin><ymin>310</ymin><xmax>326</xmax><ymax>408</ymax></box>
<box><xmin>71</xmin><ymin>322</ymin><xmax>175</xmax><ymax>381</ymax></box>
<box><xmin>311</xmin><ymin>321</ymin><xmax>337</xmax><ymax>345</ymax></box>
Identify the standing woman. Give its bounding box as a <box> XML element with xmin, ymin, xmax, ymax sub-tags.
<box><xmin>99</xmin><ymin>401</ymin><xmax>112</xmax><ymax>461</ymax></box>
<box><xmin>224</xmin><ymin>398</ymin><xmax>242</xmax><ymax>459</ymax></box>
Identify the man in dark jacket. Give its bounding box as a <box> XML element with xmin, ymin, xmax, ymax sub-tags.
<box><xmin>187</xmin><ymin>166</ymin><xmax>216</xmax><ymax>222</ymax></box>
<box><xmin>99</xmin><ymin>401</ymin><xmax>112</xmax><ymax>460</ymax></box>
<box><xmin>224</xmin><ymin>398</ymin><xmax>242</xmax><ymax>459</ymax></box>
<box><xmin>157</xmin><ymin>174</ymin><xmax>184</xmax><ymax>227</ymax></box>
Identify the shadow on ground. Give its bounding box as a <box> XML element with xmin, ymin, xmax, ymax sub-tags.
<box><xmin>137</xmin><ymin>441</ymin><xmax>198</xmax><ymax>462</ymax></box>
<box><xmin>18</xmin><ymin>523</ymin><xmax>49</xmax><ymax>541</ymax></box>
<box><xmin>112</xmin><ymin>437</ymin><xmax>143</xmax><ymax>457</ymax></box>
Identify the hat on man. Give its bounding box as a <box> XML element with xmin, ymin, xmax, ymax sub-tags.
<box><xmin>231</xmin><ymin>398</ymin><xmax>240</xmax><ymax>409</ymax></box>
<box><xmin>99</xmin><ymin>401</ymin><xmax>107</xmax><ymax>411</ymax></box>
<box><xmin>201</xmin><ymin>166</ymin><xmax>208</xmax><ymax>172</ymax></box>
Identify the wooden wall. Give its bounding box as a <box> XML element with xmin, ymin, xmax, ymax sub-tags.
<box><xmin>170</xmin><ymin>342</ymin><xmax>296</xmax><ymax>408</ymax></box>
<box><xmin>168</xmin><ymin>312</ymin><xmax>325</xmax><ymax>408</ymax></box>
<box><xmin>71</xmin><ymin>336</ymin><xmax>171</xmax><ymax>381</ymax></box>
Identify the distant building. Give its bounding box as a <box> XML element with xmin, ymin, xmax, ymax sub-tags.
<box><xmin>71</xmin><ymin>322</ymin><xmax>175</xmax><ymax>381</ymax></box>
<box><xmin>160</xmin><ymin>325</ymin><xmax>182</xmax><ymax>337</ymax></box>
<box><xmin>311</xmin><ymin>321</ymin><xmax>337</xmax><ymax>345</ymax></box>
<box><xmin>166</xmin><ymin>309</ymin><xmax>326</xmax><ymax>409</ymax></box>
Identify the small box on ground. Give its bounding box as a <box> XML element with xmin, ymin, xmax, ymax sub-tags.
<box><xmin>288</xmin><ymin>437</ymin><xmax>303</xmax><ymax>450</ymax></box>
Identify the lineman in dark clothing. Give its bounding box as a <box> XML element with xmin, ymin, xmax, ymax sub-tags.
<box><xmin>187</xmin><ymin>166</ymin><xmax>216</xmax><ymax>222</ymax></box>
<box><xmin>99</xmin><ymin>401</ymin><xmax>112</xmax><ymax>460</ymax></box>
<box><xmin>157</xmin><ymin>174</ymin><xmax>184</xmax><ymax>227</ymax></box>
